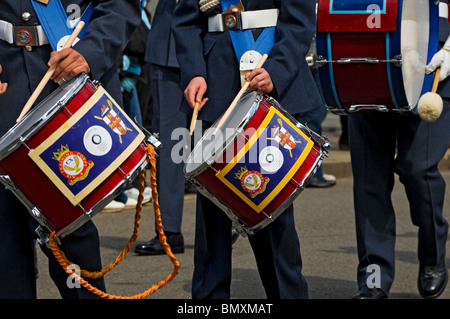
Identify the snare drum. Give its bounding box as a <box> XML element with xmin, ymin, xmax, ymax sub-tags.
<box><xmin>0</xmin><ymin>74</ymin><xmax>151</xmax><ymax>242</ymax></box>
<box><xmin>185</xmin><ymin>92</ymin><xmax>329</xmax><ymax>235</ymax></box>
<box><xmin>316</xmin><ymin>0</ymin><xmax>439</xmax><ymax>114</ymax></box>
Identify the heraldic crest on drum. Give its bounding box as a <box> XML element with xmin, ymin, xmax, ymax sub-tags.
<box><xmin>235</xmin><ymin>166</ymin><xmax>269</xmax><ymax>199</ymax></box>
<box><xmin>28</xmin><ymin>87</ymin><xmax>145</xmax><ymax>206</ymax></box>
<box><xmin>94</xmin><ymin>99</ymin><xmax>132</xmax><ymax>144</ymax></box>
<box><xmin>52</xmin><ymin>144</ymin><xmax>94</xmax><ymax>186</ymax></box>
<box><xmin>216</xmin><ymin>107</ymin><xmax>314</xmax><ymax>213</ymax></box>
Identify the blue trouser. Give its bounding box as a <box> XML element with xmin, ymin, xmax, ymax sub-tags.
<box><xmin>0</xmin><ymin>188</ymin><xmax>105</xmax><ymax>299</ymax></box>
<box><xmin>151</xmin><ymin>64</ymin><xmax>187</xmax><ymax>234</ymax></box>
<box><xmin>296</xmin><ymin>71</ymin><xmax>328</xmax><ymax>178</ymax></box>
<box><xmin>348</xmin><ymin>102</ymin><xmax>450</xmax><ymax>295</ymax></box>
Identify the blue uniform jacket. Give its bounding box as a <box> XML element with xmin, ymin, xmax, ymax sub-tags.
<box><xmin>171</xmin><ymin>0</ymin><xmax>323</xmax><ymax>123</ymax></box>
<box><xmin>145</xmin><ymin>0</ymin><xmax>179</xmax><ymax>68</ymax></box>
<box><xmin>0</xmin><ymin>0</ymin><xmax>141</xmax><ymax>136</ymax></box>
<box><xmin>438</xmin><ymin>0</ymin><xmax>450</xmax><ymax>98</ymax></box>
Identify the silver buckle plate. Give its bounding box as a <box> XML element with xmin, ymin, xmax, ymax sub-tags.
<box><xmin>13</xmin><ymin>25</ymin><xmax>39</xmax><ymax>46</ymax></box>
<box><xmin>222</xmin><ymin>11</ymin><xmax>242</xmax><ymax>30</ymax></box>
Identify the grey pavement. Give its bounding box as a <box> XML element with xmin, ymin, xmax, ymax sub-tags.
<box><xmin>35</xmin><ymin>113</ymin><xmax>450</xmax><ymax>300</ymax></box>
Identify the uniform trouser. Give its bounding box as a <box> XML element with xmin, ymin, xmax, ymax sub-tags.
<box><xmin>191</xmin><ymin>121</ymin><xmax>308</xmax><ymax>299</ymax></box>
<box><xmin>0</xmin><ymin>188</ymin><xmax>105</xmax><ymax>299</ymax></box>
<box><xmin>150</xmin><ymin>64</ymin><xmax>187</xmax><ymax>234</ymax></box>
<box><xmin>348</xmin><ymin>102</ymin><xmax>450</xmax><ymax>295</ymax></box>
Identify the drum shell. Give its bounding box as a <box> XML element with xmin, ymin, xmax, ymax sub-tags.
<box><xmin>188</xmin><ymin>97</ymin><xmax>321</xmax><ymax>232</ymax></box>
<box><xmin>316</xmin><ymin>0</ymin><xmax>439</xmax><ymax>113</ymax></box>
<box><xmin>318</xmin><ymin>32</ymin><xmax>400</xmax><ymax>110</ymax></box>
<box><xmin>0</xmin><ymin>78</ymin><xmax>148</xmax><ymax>237</ymax></box>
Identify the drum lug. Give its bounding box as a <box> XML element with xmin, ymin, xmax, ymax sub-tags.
<box><xmin>315</xmin><ymin>55</ymin><xmax>327</xmax><ymax>68</ymax></box>
<box><xmin>327</xmin><ymin>105</ymin><xmax>348</xmax><ymax>116</ymax></box>
<box><xmin>146</xmin><ymin>132</ymin><xmax>162</xmax><ymax>151</ymax></box>
<box><xmin>391</xmin><ymin>55</ymin><xmax>402</xmax><ymax>67</ymax></box>
<box><xmin>134</xmin><ymin>121</ymin><xmax>162</xmax><ymax>151</ymax></box>
<box><xmin>35</xmin><ymin>226</ymin><xmax>53</xmax><ymax>247</ymax></box>
<box><xmin>91</xmin><ymin>79</ymin><xmax>101</xmax><ymax>89</ymax></box>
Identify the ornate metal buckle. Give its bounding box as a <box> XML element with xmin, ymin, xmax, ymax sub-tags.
<box><xmin>13</xmin><ymin>25</ymin><xmax>39</xmax><ymax>46</ymax></box>
<box><xmin>222</xmin><ymin>11</ymin><xmax>242</xmax><ymax>30</ymax></box>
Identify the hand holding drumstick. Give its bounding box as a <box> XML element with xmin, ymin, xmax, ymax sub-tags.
<box><xmin>213</xmin><ymin>54</ymin><xmax>269</xmax><ymax>136</ymax></box>
<box><xmin>186</xmin><ymin>76</ymin><xmax>208</xmax><ymax>135</ymax></box>
<box><xmin>16</xmin><ymin>21</ymin><xmax>86</xmax><ymax>123</ymax></box>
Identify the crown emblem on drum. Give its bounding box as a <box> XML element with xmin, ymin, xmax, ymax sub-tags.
<box><xmin>234</xmin><ymin>166</ymin><xmax>269</xmax><ymax>198</ymax></box>
<box><xmin>234</xmin><ymin>166</ymin><xmax>249</xmax><ymax>180</ymax></box>
<box><xmin>52</xmin><ymin>144</ymin><xmax>70</xmax><ymax>161</ymax></box>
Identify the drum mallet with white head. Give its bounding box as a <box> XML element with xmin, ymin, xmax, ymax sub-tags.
<box><xmin>417</xmin><ymin>68</ymin><xmax>443</xmax><ymax>122</ymax></box>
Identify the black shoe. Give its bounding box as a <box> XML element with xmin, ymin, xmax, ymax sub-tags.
<box><xmin>231</xmin><ymin>227</ymin><xmax>240</xmax><ymax>245</ymax></box>
<box><xmin>307</xmin><ymin>176</ymin><xmax>336</xmax><ymax>188</ymax></box>
<box><xmin>352</xmin><ymin>286</ymin><xmax>388</xmax><ymax>299</ymax></box>
<box><xmin>418</xmin><ymin>266</ymin><xmax>448</xmax><ymax>299</ymax></box>
<box><xmin>135</xmin><ymin>233</ymin><xmax>185</xmax><ymax>256</ymax></box>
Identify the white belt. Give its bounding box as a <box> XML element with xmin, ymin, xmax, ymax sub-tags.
<box><xmin>0</xmin><ymin>19</ymin><xmax>49</xmax><ymax>46</ymax></box>
<box><xmin>208</xmin><ymin>8</ymin><xmax>279</xmax><ymax>32</ymax></box>
<box><xmin>440</xmin><ymin>2</ymin><xmax>449</xmax><ymax>19</ymax></box>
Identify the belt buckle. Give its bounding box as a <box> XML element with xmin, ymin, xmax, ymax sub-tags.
<box><xmin>222</xmin><ymin>11</ymin><xmax>242</xmax><ymax>30</ymax></box>
<box><xmin>13</xmin><ymin>25</ymin><xmax>39</xmax><ymax>47</ymax></box>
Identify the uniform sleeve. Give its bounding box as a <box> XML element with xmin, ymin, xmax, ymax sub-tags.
<box><xmin>73</xmin><ymin>0</ymin><xmax>141</xmax><ymax>80</ymax></box>
<box><xmin>439</xmin><ymin>0</ymin><xmax>450</xmax><ymax>43</ymax></box>
<box><xmin>171</xmin><ymin>0</ymin><xmax>209</xmax><ymax>88</ymax></box>
<box><xmin>264</xmin><ymin>0</ymin><xmax>316</xmax><ymax>98</ymax></box>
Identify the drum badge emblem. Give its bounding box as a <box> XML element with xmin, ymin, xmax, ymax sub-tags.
<box><xmin>235</xmin><ymin>166</ymin><xmax>269</xmax><ymax>198</ymax></box>
<box><xmin>268</xmin><ymin>119</ymin><xmax>302</xmax><ymax>157</ymax></box>
<box><xmin>95</xmin><ymin>99</ymin><xmax>132</xmax><ymax>143</ymax></box>
<box><xmin>52</xmin><ymin>144</ymin><xmax>94</xmax><ymax>186</ymax></box>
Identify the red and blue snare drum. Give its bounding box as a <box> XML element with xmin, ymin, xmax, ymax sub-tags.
<box><xmin>185</xmin><ymin>92</ymin><xmax>330</xmax><ymax>235</ymax></box>
<box><xmin>316</xmin><ymin>0</ymin><xmax>439</xmax><ymax>114</ymax></box>
<box><xmin>0</xmin><ymin>74</ymin><xmax>152</xmax><ymax>242</ymax></box>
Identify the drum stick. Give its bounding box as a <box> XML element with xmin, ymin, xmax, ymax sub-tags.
<box><xmin>16</xmin><ymin>21</ymin><xmax>85</xmax><ymax>123</ymax></box>
<box><xmin>189</xmin><ymin>102</ymin><xmax>200</xmax><ymax>136</ymax></box>
<box><xmin>431</xmin><ymin>68</ymin><xmax>441</xmax><ymax>93</ymax></box>
<box><xmin>212</xmin><ymin>54</ymin><xmax>268</xmax><ymax>136</ymax></box>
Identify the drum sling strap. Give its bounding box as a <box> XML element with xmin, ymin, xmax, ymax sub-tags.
<box><xmin>221</xmin><ymin>0</ymin><xmax>276</xmax><ymax>64</ymax></box>
<box><xmin>48</xmin><ymin>144</ymin><xmax>180</xmax><ymax>299</ymax></box>
<box><xmin>31</xmin><ymin>0</ymin><xmax>93</xmax><ymax>51</ymax></box>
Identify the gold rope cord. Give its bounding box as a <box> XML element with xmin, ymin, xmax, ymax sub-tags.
<box><xmin>48</xmin><ymin>143</ymin><xmax>180</xmax><ymax>299</ymax></box>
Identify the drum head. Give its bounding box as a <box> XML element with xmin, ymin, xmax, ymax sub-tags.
<box><xmin>0</xmin><ymin>75</ymin><xmax>89</xmax><ymax>160</ymax></box>
<box><xmin>185</xmin><ymin>91</ymin><xmax>259</xmax><ymax>176</ymax></box>
<box><xmin>401</xmin><ymin>0</ymin><xmax>430</xmax><ymax>108</ymax></box>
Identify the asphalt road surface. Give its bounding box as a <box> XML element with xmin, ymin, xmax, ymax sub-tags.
<box><xmin>35</xmin><ymin>172</ymin><xmax>450</xmax><ymax>300</ymax></box>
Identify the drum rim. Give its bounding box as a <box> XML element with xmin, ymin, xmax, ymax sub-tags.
<box><xmin>184</xmin><ymin>91</ymin><xmax>261</xmax><ymax>179</ymax></box>
<box><xmin>0</xmin><ymin>74</ymin><xmax>90</xmax><ymax>161</ymax></box>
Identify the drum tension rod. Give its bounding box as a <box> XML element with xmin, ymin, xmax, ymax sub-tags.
<box><xmin>315</xmin><ymin>55</ymin><xmax>402</xmax><ymax>67</ymax></box>
<box><xmin>63</xmin><ymin>106</ymin><xmax>73</xmax><ymax>116</ymax></box>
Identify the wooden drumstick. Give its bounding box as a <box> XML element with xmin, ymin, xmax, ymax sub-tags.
<box><xmin>212</xmin><ymin>54</ymin><xmax>268</xmax><ymax>136</ymax></box>
<box><xmin>16</xmin><ymin>21</ymin><xmax>85</xmax><ymax>123</ymax></box>
<box><xmin>189</xmin><ymin>102</ymin><xmax>200</xmax><ymax>136</ymax></box>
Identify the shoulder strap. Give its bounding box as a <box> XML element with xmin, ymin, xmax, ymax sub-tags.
<box><xmin>31</xmin><ymin>0</ymin><xmax>93</xmax><ymax>51</ymax></box>
<box><xmin>220</xmin><ymin>0</ymin><xmax>275</xmax><ymax>62</ymax></box>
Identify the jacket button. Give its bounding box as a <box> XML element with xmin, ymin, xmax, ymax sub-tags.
<box><xmin>22</xmin><ymin>12</ymin><xmax>31</xmax><ymax>22</ymax></box>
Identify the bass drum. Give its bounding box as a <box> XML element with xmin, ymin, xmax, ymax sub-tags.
<box><xmin>316</xmin><ymin>0</ymin><xmax>439</xmax><ymax>114</ymax></box>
